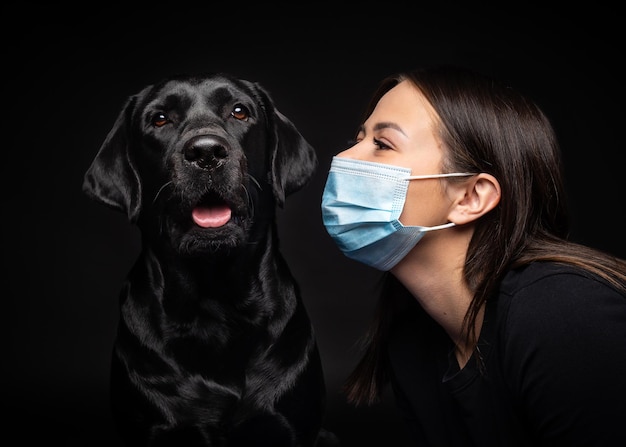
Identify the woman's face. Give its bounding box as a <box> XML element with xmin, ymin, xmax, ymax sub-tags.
<box><xmin>336</xmin><ymin>80</ymin><xmax>456</xmax><ymax>227</ymax></box>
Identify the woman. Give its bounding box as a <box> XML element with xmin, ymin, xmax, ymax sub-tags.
<box><xmin>321</xmin><ymin>65</ymin><xmax>626</xmax><ymax>446</ymax></box>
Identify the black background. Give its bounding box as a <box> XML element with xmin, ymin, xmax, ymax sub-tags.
<box><xmin>5</xmin><ymin>5</ymin><xmax>625</xmax><ymax>446</ymax></box>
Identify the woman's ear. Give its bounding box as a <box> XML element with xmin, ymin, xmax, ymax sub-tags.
<box><xmin>448</xmin><ymin>173</ymin><xmax>501</xmax><ymax>225</ymax></box>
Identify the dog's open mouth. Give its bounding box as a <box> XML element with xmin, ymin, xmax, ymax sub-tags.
<box><xmin>192</xmin><ymin>203</ymin><xmax>232</xmax><ymax>228</ymax></box>
<box><xmin>188</xmin><ymin>189</ymin><xmax>245</xmax><ymax>229</ymax></box>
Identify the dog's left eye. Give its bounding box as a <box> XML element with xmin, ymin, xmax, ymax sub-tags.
<box><xmin>231</xmin><ymin>104</ymin><xmax>249</xmax><ymax>121</ymax></box>
<box><xmin>152</xmin><ymin>113</ymin><xmax>170</xmax><ymax>127</ymax></box>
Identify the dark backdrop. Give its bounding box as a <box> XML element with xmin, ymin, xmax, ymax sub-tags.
<box><xmin>5</xmin><ymin>6</ymin><xmax>624</xmax><ymax>446</ymax></box>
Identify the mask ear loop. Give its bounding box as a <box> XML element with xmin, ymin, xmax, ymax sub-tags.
<box><xmin>403</xmin><ymin>173</ymin><xmax>476</xmax><ymax>180</ymax></box>
<box><xmin>420</xmin><ymin>222</ymin><xmax>456</xmax><ymax>231</ymax></box>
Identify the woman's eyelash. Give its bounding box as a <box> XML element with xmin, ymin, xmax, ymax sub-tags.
<box><xmin>341</xmin><ymin>138</ymin><xmax>391</xmax><ymax>151</ymax></box>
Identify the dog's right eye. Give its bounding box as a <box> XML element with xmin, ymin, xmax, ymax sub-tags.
<box><xmin>231</xmin><ymin>104</ymin><xmax>249</xmax><ymax>121</ymax></box>
<box><xmin>152</xmin><ymin>113</ymin><xmax>170</xmax><ymax>127</ymax></box>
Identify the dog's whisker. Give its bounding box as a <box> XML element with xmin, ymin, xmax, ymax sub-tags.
<box><xmin>249</xmin><ymin>175</ymin><xmax>262</xmax><ymax>191</ymax></box>
<box><xmin>242</xmin><ymin>184</ymin><xmax>255</xmax><ymax>217</ymax></box>
<box><xmin>241</xmin><ymin>175</ymin><xmax>263</xmax><ymax>218</ymax></box>
<box><xmin>153</xmin><ymin>181</ymin><xmax>174</xmax><ymax>204</ymax></box>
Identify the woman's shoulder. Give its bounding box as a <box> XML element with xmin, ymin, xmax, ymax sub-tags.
<box><xmin>487</xmin><ymin>266</ymin><xmax>626</xmax><ymax>444</ymax></box>
<box><xmin>500</xmin><ymin>261</ymin><xmax>623</xmax><ymax>304</ymax></box>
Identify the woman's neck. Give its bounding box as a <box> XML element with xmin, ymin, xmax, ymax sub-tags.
<box><xmin>391</xmin><ymin>228</ymin><xmax>483</xmax><ymax>367</ymax></box>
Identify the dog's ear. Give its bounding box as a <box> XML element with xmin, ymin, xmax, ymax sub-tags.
<box><xmin>253</xmin><ymin>83</ymin><xmax>318</xmax><ymax>208</ymax></box>
<box><xmin>82</xmin><ymin>94</ymin><xmax>143</xmax><ymax>222</ymax></box>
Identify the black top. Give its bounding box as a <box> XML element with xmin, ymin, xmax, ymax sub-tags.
<box><xmin>386</xmin><ymin>262</ymin><xmax>626</xmax><ymax>446</ymax></box>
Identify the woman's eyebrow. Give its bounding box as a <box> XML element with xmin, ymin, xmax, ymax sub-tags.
<box><xmin>373</xmin><ymin>122</ymin><xmax>407</xmax><ymax>137</ymax></box>
<box><xmin>358</xmin><ymin>122</ymin><xmax>408</xmax><ymax>137</ymax></box>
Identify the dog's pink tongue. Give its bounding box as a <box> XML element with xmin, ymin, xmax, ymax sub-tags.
<box><xmin>192</xmin><ymin>205</ymin><xmax>232</xmax><ymax>228</ymax></box>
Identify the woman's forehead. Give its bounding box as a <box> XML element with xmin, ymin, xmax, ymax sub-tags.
<box><xmin>366</xmin><ymin>81</ymin><xmax>438</xmax><ymax>134</ymax></box>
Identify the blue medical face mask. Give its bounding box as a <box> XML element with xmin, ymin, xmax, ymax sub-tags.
<box><xmin>321</xmin><ymin>156</ymin><xmax>475</xmax><ymax>271</ymax></box>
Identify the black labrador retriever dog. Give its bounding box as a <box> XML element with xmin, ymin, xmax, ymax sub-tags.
<box><xmin>83</xmin><ymin>73</ymin><xmax>338</xmax><ymax>446</ymax></box>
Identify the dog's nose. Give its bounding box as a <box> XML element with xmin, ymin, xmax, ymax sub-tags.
<box><xmin>184</xmin><ymin>135</ymin><xmax>229</xmax><ymax>170</ymax></box>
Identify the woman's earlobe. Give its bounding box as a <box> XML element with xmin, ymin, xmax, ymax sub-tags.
<box><xmin>448</xmin><ymin>174</ymin><xmax>501</xmax><ymax>225</ymax></box>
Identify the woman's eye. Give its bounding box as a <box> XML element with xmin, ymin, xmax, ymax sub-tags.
<box><xmin>231</xmin><ymin>104</ymin><xmax>249</xmax><ymax>121</ymax></box>
<box><xmin>373</xmin><ymin>138</ymin><xmax>391</xmax><ymax>150</ymax></box>
<box><xmin>152</xmin><ymin>113</ymin><xmax>169</xmax><ymax>127</ymax></box>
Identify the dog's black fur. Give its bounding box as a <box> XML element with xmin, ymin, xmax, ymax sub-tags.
<box><xmin>83</xmin><ymin>73</ymin><xmax>338</xmax><ymax>446</ymax></box>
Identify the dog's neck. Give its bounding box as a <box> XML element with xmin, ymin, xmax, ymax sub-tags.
<box><xmin>131</xmin><ymin>226</ymin><xmax>291</xmax><ymax>317</ymax></box>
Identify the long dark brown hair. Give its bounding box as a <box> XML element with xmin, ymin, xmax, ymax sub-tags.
<box><xmin>343</xmin><ymin>65</ymin><xmax>626</xmax><ymax>406</ymax></box>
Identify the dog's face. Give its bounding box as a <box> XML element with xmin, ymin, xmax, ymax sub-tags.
<box><xmin>83</xmin><ymin>73</ymin><xmax>317</xmax><ymax>256</ymax></box>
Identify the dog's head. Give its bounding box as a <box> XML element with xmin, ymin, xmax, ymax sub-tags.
<box><xmin>83</xmin><ymin>73</ymin><xmax>317</xmax><ymax>256</ymax></box>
